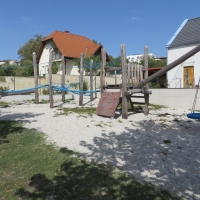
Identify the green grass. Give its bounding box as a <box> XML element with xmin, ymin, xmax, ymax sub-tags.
<box><xmin>56</xmin><ymin>107</ymin><xmax>96</xmax><ymax>117</ymax></box>
<box><xmin>149</xmin><ymin>104</ymin><xmax>167</xmax><ymax>110</ymax></box>
<box><xmin>0</xmin><ymin>120</ymin><xmax>183</xmax><ymax>200</ymax></box>
<box><xmin>0</xmin><ymin>101</ymin><xmax>9</xmax><ymax>107</ymax></box>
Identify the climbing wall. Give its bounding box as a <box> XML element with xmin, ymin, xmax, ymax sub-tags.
<box><xmin>96</xmin><ymin>91</ymin><xmax>121</xmax><ymax>117</ymax></box>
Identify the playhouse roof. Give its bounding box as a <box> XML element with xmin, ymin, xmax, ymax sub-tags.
<box><xmin>37</xmin><ymin>30</ymin><xmax>110</xmax><ymax>61</ymax></box>
<box><xmin>166</xmin><ymin>17</ymin><xmax>200</xmax><ymax>48</ymax></box>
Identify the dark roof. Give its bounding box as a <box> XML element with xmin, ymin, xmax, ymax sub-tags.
<box><xmin>166</xmin><ymin>17</ymin><xmax>200</xmax><ymax>48</ymax></box>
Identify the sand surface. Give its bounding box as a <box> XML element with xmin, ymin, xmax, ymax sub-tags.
<box><xmin>0</xmin><ymin>97</ymin><xmax>200</xmax><ymax>199</ymax></box>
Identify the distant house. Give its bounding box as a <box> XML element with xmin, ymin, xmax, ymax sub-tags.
<box><xmin>0</xmin><ymin>60</ymin><xmax>20</xmax><ymax>66</ymax></box>
<box><xmin>127</xmin><ymin>53</ymin><xmax>155</xmax><ymax>63</ymax></box>
<box><xmin>166</xmin><ymin>17</ymin><xmax>200</xmax><ymax>88</ymax></box>
<box><xmin>36</xmin><ymin>30</ymin><xmax>110</xmax><ymax>76</ymax></box>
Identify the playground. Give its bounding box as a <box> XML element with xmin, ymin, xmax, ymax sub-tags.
<box><xmin>0</xmin><ymin>44</ymin><xmax>200</xmax><ymax>199</ymax></box>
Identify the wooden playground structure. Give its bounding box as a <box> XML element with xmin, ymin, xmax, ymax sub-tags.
<box><xmin>1</xmin><ymin>43</ymin><xmax>200</xmax><ymax>120</ymax></box>
<box><xmin>96</xmin><ymin>44</ymin><xmax>200</xmax><ymax>119</ymax></box>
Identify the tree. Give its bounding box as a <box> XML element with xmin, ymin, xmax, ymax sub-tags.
<box><xmin>139</xmin><ymin>55</ymin><xmax>166</xmax><ymax>68</ymax></box>
<box><xmin>18</xmin><ymin>34</ymin><xmax>44</xmax><ymax>63</ymax></box>
<box><xmin>52</xmin><ymin>62</ymin><xmax>58</xmax><ymax>74</ymax></box>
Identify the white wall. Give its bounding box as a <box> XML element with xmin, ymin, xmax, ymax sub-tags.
<box><xmin>167</xmin><ymin>44</ymin><xmax>200</xmax><ymax>88</ymax></box>
<box><xmin>39</xmin><ymin>42</ymin><xmax>52</xmax><ymax>76</ymax></box>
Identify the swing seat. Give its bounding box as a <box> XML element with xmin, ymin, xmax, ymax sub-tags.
<box><xmin>187</xmin><ymin>112</ymin><xmax>200</xmax><ymax>119</ymax></box>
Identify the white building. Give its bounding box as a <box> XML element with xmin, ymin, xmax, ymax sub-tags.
<box><xmin>166</xmin><ymin>17</ymin><xmax>200</xmax><ymax>88</ymax></box>
<box><xmin>127</xmin><ymin>53</ymin><xmax>156</xmax><ymax>63</ymax></box>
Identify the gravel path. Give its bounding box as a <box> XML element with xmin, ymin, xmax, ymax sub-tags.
<box><xmin>0</xmin><ymin>98</ymin><xmax>200</xmax><ymax>199</ymax></box>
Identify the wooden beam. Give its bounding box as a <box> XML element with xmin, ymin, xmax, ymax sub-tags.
<box><xmin>105</xmin><ymin>66</ymin><xmax>122</xmax><ymax>71</ymax></box>
<box><xmin>90</xmin><ymin>60</ymin><xmax>93</xmax><ymax>101</ymax></box>
<box><xmin>143</xmin><ymin>46</ymin><xmax>149</xmax><ymax>115</ymax></box>
<box><xmin>61</xmin><ymin>55</ymin><xmax>66</xmax><ymax>103</ymax></box>
<box><xmin>101</xmin><ymin>48</ymin><xmax>106</xmax><ymax>94</ymax></box>
<box><xmin>127</xmin><ymin>63</ymin><xmax>130</xmax><ymax>89</ymax></box>
<box><xmin>121</xmin><ymin>44</ymin><xmax>128</xmax><ymax>119</ymax></box>
<box><xmin>33</xmin><ymin>52</ymin><xmax>39</xmax><ymax>104</ymax></box>
<box><xmin>49</xmin><ymin>49</ymin><xmax>53</xmax><ymax>108</ymax></box>
<box><xmin>79</xmin><ymin>53</ymin><xmax>84</xmax><ymax>106</ymax></box>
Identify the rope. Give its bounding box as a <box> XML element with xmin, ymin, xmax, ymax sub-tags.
<box><xmin>2</xmin><ymin>84</ymin><xmax>49</xmax><ymax>94</ymax></box>
<box><xmin>191</xmin><ymin>77</ymin><xmax>200</xmax><ymax>113</ymax></box>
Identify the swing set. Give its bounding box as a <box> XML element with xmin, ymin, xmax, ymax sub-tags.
<box><xmin>187</xmin><ymin>78</ymin><xmax>200</xmax><ymax>119</ymax></box>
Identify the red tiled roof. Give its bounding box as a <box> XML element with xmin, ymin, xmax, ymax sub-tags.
<box><xmin>37</xmin><ymin>30</ymin><xmax>109</xmax><ymax>61</ymax></box>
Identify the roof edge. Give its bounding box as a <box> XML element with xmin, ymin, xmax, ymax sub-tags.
<box><xmin>166</xmin><ymin>19</ymin><xmax>188</xmax><ymax>48</ymax></box>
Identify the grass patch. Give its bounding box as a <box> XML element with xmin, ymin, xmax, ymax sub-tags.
<box><xmin>149</xmin><ymin>104</ymin><xmax>167</xmax><ymax>110</ymax></box>
<box><xmin>57</xmin><ymin>107</ymin><xmax>96</xmax><ymax>117</ymax></box>
<box><xmin>0</xmin><ymin>101</ymin><xmax>9</xmax><ymax>107</ymax></box>
<box><xmin>0</xmin><ymin>120</ymin><xmax>183</xmax><ymax>200</ymax></box>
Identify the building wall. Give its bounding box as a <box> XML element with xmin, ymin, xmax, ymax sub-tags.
<box><xmin>39</xmin><ymin>43</ymin><xmax>80</xmax><ymax>76</ymax></box>
<box><xmin>167</xmin><ymin>44</ymin><xmax>200</xmax><ymax>88</ymax></box>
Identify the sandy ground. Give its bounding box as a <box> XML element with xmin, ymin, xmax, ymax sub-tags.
<box><xmin>0</xmin><ymin>96</ymin><xmax>200</xmax><ymax>200</ymax></box>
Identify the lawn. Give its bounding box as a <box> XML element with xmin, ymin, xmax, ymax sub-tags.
<box><xmin>0</xmin><ymin>120</ymin><xmax>182</xmax><ymax>200</ymax></box>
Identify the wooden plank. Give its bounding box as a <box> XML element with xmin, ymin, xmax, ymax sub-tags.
<box><xmin>131</xmin><ymin>95</ymin><xmax>145</xmax><ymax>98</ymax></box>
<box><xmin>131</xmin><ymin>63</ymin><xmax>133</xmax><ymax>86</ymax></box>
<box><xmin>139</xmin><ymin>65</ymin><xmax>143</xmax><ymax>82</ymax></box>
<box><xmin>144</xmin><ymin>46</ymin><xmax>149</xmax><ymax>115</ymax></box>
<box><xmin>127</xmin><ymin>63</ymin><xmax>130</xmax><ymax>89</ymax></box>
<box><xmin>134</xmin><ymin>63</ymin><xmax>136</xmax><ymax>86</ymax></box>
<box><xmin>61</xmin><ymin>55</ymin><xmax>65</xmax><ymax>103</ymax></box>
<box><xmin>79</xmin><ymin>53</ymin><xmax>84</xmax><ymax>106</ymax></box>
<box><xmin>121</xmin><ymin>44</ymin><xmax>128</xmax><ymax>119</ymax></box>
<box><xmin>49</xmin><ymin>49</ymin><xmax>53</xmax><ymax>108</ymax></box>
<box><xmin>132</xmin><ymin>102</ymin><xmax>145</xmax><ymax>105</ymax></box>
<box><xmin>33</xmin><ymin>52</ymin><xmax>39</xmax><ymax>104</ymax></box>
<box><xmin>96</xmin><ymin>91</ymin><xmax>121</xmax><ymax>117</ymax></box>
<box><xmin>105</xmin><ymin>66</ymin><xmax>122</xmax><ymax>71</ymax></box>
<box><xmin>137</xmin><ymin>64</ymin><xmax>140</xmax><ymax>83</ymax></box>
<box><xmin>90</xmin><ymin>60</ymin><xmax>93</xmax><ymax>101</ymax></box>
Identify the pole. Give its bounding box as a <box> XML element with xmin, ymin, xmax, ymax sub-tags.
<box><xmin>143</xmin><ymin>46</ymin><xmax>149</xmax><ymax>115</ymax></box>
<box><xmin>79</xmin><ymin>53</ymin><xmax>84</xmax><ymax>106</ymax></box>
<box><xmin>121</xmin><ymin>44</ymin><xmax>128</xmax><ymax>119</ymax></box>
<box><xmin>61</xmin><ymin>55</ymin><xmax>66</xmax><ymax>102</ymax></box>
<box><xmin>49</xmin><ymin>49</ymin><xmax>53</xmax><ymax>108</ymax></box>
<box><xmin>33</xmin><ymin>52</ymin><xmax>39</xmax><ymax>104</ymax></box>
<box><xmin>90</xmin><ymin>60</ymin><xmax>93</xmax><ymax>101</ymax></box>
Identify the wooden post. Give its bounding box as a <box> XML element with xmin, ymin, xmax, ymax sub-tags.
<box><xmin>131</xmin><ymin>63</ymin><xmax>133</xmax><ymax>87</ymax></box>
<box><xmin>137</xmin><ymin>64</ymin><xmax>140</xmax><ymax>83</ymax></box>
<box><xmin>100</xmin><ymin>48</ymin><xmax>106</xmax><ymax>95</ymax></box>
<box><xmin>134</xmin><ymin>63</ymin><xmax>137</xmax><ymax>86</ymax></box>
<box><xmin>95</xmin><ymin>76</ymin><xmax>97</xmax><ymax>98</ymax></box>
<box><xmin>121</xmin><ymin>44</ymin><xmax>128</xmax><ymax>119</ymax></box>
<box><xmin>90</xmin><ymin>60</ymin><xmax>93</xmax><ymax>101</ymax></box>
<box><xmin>33</xmin><ymin>52</ymin><xmax>39</xmax><ymax>104</ymax></box>
<box><xmin>144</xmin><ymin>46</ymin><xmax>149</xmax><ymax>115</ymax></box>
<box><xmin>115</xmin><ymin>70</ymin><xmax>117</xmax><ymax>85</ymax></box>
<box><xmin>127</xmin><ymin>63</ymin><xmax>130</xmax><ymax>89</ymax></box>
<box><xmin>139</xmin><ymin>65</ymin><xmax>143</xmax><ymax>82</ymax></box>
<box><xmin>61</xmin><ymin>55</ymin><xmax>66</xmax><ymax>103</ymax></box>
<box><xmin>49</xmin><ymin>49</ymin><xmax>53</xmax><ymax>108</ymax></box>
<box><xmin>79</xmin><ymin>53</ymin><xmax>84</xmax><ymax>106</ymax></box>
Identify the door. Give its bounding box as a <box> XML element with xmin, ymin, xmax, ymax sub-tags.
<box><xmin>183</xmin><ymin>66</ymin><xmax>194</xmax><ymax>88</ymax></box>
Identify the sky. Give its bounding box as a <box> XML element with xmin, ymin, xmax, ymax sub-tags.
<box><xmin>1</xmin><ymin>0</ymin><xmax>200</xmax><ymax>61</ymax></box>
